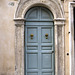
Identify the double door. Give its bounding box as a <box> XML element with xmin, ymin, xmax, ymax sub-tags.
<box><xmin>25</xmin><ymin>25</ymin><xmax>54</xmax><ymax>75</ymax></box>
<box><xmin>25</xmin><ymin>6</ymin><xmax>54</xmax><ymax>75</ymax></box>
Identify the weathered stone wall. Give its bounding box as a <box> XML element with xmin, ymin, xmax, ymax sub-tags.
<box><xmin>0</xmin><ymin>0</ymin><xmax>73</xmax><ymax>75</ymax></box>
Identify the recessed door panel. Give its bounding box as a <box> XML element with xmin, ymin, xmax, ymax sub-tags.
<box><xmin>27</xmin><ymin>46</ymin><xmax>38</xmax><ymax>50</ymax></box>
<box><xmin>26</xmin><ymin>7</ymin><xmax>39</xmax><ymax>20</ymax></box>
<box><xmin>25</xmin><ymin>6</ymin><xmax>54</xmax><ymax>75</ymax></box>
<box><xmin>41</xmin><ymin>46</ymin><xmax>52</xmax><ymax>50</ymax></box>
<box><xmin>27</xmin><ymin>53</ymin><xmax>38</xmax><ymax>69</ymax></box>
<box><xmin>41</xmin><ymin>27</ymin><xmax>53</xmax><ymax>43</ymax></box>
<box><xmin>27</xmin><ymin>27</ymin><xmax>38</xmax><ymax>43</ymax></box>
<box><xmin>40</xmin><ymin>7</ymin><xmax>53</xmax><ymax>20</ymax></box>
<box><xmin>41</xmin><ymin>8</ymin><xmax>51</xmax><ymax>19</ymax></box>
<box><xmin>41</xmin><ymin>53</ymin><xmax>52</xmax><ymax>69</ymax></box>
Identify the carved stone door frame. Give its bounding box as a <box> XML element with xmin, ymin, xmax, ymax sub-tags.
<box><xmin>69</xmin><ymin>2</ymin><xmax>75</xmax><ymax>75</ymax></box>
<box><xmin>14</xmin><ymin>1</ymin><xmax>65</xmax><ymax>75</ymax></box>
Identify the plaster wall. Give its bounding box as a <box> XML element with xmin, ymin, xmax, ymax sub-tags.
<box><xmin>0</xmin><ymin>0</ymin><xmax>18</xmax><ymax>75</ymax></box>
<box><xmin>64</xmin><ymin>0</ymin><xmax>72</xmax><ymax>75</ymax></box>
<box><xmin>0</xmin><ymin>0</ymin><xmax>73</xmax><ymax>75</ymax></box>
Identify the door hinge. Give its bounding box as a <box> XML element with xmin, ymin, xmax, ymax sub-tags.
<box><xmin>15</xmin><ymin>66</ymin><xmax>17</xmax><ymax>70</ymax></box>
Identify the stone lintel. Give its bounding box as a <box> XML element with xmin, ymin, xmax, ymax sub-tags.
<box><xmin>14</xmin><ymin>18</ymin><xmax>25</xmax><ymax>21</ymax></box>
<box><xmin>14</xmin><ymin>18</ymin><xmax>26</xmax><ymax>26</ymax></box>
<box><xmin>54</xmin><ymin>18</ymin><xmax>66</xmax><ymax>21</ymax></box>
<box><xmin>54</xmin><ymin>18</ymin><xmax>66</xmax><ymax>26</ymax></box>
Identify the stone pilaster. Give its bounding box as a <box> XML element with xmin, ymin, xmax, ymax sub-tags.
<box><xmin>14</xmin><ymin>18</ymin><xmax>25</xmax><ymax>75</ymax></box>
<box><xmin>54</xmin><ymin>18</ymin><xmax>65</xmax><ymax>75</ymax></box>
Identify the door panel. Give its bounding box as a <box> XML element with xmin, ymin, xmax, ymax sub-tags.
<box><xmin>41</xmin><ymin>46</ymin><xmax>52</xmax><ymax>50</ymax></box>
<box><xmin>26</xmin><ymin>7</ymin><xmax>39</xmax><ymax>20</ymax></box>
<box><xmin>41</xmin><ymin>27</ymin><xmax>53</xmax><ymax>43</ymax></box>
<box><xmin>26</xmin><ymin>22</ymin><xmax>54</xmax><ymax>26</ymax></box>
<box><xmin>41</xmin><ymin>53</ymin><xmax>52</xmax><ymax>69</ymax></box>
<box><xmin>41</xmin><ymin>8</ymin><xmax>51</xmax><ymax>19</ymax></box>
<box><xmin>40</xmin><ymin>7</ymin><xmax>53</xmax><ymax>20</ymax></box>
<box><xmin>25</xmin><ymin>26</ymin><xmax>54</xmax><ymax>75</ymax></box>
<box><xmin>27</xmin><ymin>27</ymin><xmax>38</xmax><ymax>43</ymax></box>
<box><xmin>27</xmin><ymin>46</ymin><xmax>38</xmax><ymax>50</ymax></box>
<box><xmin>27</xmin><ymin>53</ymin><xmax>38</xmax><ymax>69</ymax></box>
<box><xmin>25</xmin><ymin>6</ymin><xmax>54</xmax><ymax>75</ymax></box>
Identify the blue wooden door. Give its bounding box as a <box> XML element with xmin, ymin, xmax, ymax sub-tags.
<box><xmin>25</xmin><ymin>7</ymin><xmax>54</xmax><ymax>75</ymax></box>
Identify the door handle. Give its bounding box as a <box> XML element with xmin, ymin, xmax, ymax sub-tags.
<box><xmin>45</xmin><ymin>33</ymin><xmax>48</xmax><ymax>39</ymax></box>
<box><xmin>30</xmin><ymin>34</ymin><xmax>34</xmax><ymax>39</ymax></box>
<box><xmin>52</xmin><ymin>51</ymin><xmax>54</xmax><ymax>53</ymax></box>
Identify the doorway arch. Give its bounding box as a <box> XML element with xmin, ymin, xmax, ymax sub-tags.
<box><xmin>14</xmin><ymin>1</ymin><xmax>65</xmax><ymax>75</ymax></box>
<box><xmin>24</xmin><ymin>6</ymin><xmax>54</xmax><ymax>75</ymax></box>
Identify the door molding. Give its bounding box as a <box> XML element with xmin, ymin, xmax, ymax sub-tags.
<box><xmin>69</xmin><ymin>2</ymin><xmax>75</xmax><ymax>75</ymax></box>
<box><xmin>14</xmin><ymin>1</ymin><xmax>65</xmax><ymax>75</ymax></box>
